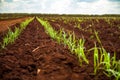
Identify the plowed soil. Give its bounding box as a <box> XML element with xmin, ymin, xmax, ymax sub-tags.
<box><xmin>48</xmin><ymin>18</ymin><xmax>120</xmax><ymax>59</ymax></box>
<box><xmin>0</xmin><ymin>18</ymin><xmax>119</xmax><ymax>80</ymax></box>
<box><xmin>0</xmin><ymin>17</ymin><xmax>31</xmax><ymax>33</ymax></box>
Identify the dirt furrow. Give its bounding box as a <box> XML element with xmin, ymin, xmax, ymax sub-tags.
<box><xmin>48</xmin><ymin>19</ymin><xmax>120</xmax><ymax>59</ymax></box>
<box><xmin>0</xmin><ymin>17</ymin><xmax>31</xmax><ymax>33</ymax></box>
<box><xmin>0</xmin><ymin>18</ymin><xmax>95</xmax><ymax>80</ymax></box>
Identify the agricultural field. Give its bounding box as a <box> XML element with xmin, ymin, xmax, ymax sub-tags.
<box><xmin>0</xmin><ymin>15</ymin><xmax>120</xmax><ymax>80</ymax></box>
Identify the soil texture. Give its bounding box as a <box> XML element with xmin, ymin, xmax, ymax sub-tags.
<box><xmin>0</xmin><ymin>18</ymin><xmax>95</xmax><ymax>80</ymax></box>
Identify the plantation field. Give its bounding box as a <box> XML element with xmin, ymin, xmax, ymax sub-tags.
<box><xmin>0</xmin><ymin>17</ymin><xmax>31</xmax><ymax>32</ymax></box>
<box><xmin>0</xmin><ymin>16</ymin><xmax>120</xmax><ymax>80</ymax></box>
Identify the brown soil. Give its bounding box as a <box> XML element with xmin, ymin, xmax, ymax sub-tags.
<box><xmin>0</xmin><ymin>17</ymin><xmax>31</xmax><ymax>46</ymax></box>
<box><xmin>48</xmin><ymin>18</ymin><xmax>120</xmax><ymax>59</ymax></box>
<box><xmin>0</xmin><ymin>17</ymin><xmax>31</xmax><ymax>33</ymax></box>
<box><xmin>0</xmin><ymin>18</ymin><xmax>119</xmax><ymax>80</ymax></box>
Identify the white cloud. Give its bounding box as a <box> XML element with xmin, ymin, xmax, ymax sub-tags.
<box><xmin>12</xmin><ymin>0</ymin><xmax>18</xmax><ymax>1</ymax></box>
<box><xmin>67</xmin><ymin>0</ymin><xmax>120</xmax><ymax>14</ymax></box>
<box><xmin>0</xmin><ymin>0</ymin><xmax>120</xmax><ymax>14</ymax></box>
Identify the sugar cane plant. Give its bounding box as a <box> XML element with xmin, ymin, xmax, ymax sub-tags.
<box><xmin>105</xmin><ymin>54</ymin><xmax>120</xmax><ymax>80</ymax></box>
<box><xmin>37</xmin><ymin>17</ymin><xmax>89</xmax><ymax>65</ymax></box>
<box><xmin>75</xmin><ymin>39</ymin><xmax>88</xmax><ymax>65</ymax></box>
<box><xmin>1</xmin><ymin>18</ymin><xmax>34</xmax><ymax>49</ymax></box>
<box><xmin>89</xmin><ymin>30</ymin><xmax>120</xmax><ymax>80</ymax></box>
<box><xmin>91</xmin><ymin>45</ymin><xmax>111</xmax><ymax>75</ymax></box>
<box><xmin>92</xmin><ymin>44</ymin><xmax>120</xmax><ymax>80</ymax></box>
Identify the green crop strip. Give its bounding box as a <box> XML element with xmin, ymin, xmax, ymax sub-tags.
<box><xmin>37</xmin><ymin>17</ymin><xmax>88</xmax><ymax>65</ymax></box>
<box><xmin>37</xmin><ymin>17</ymin><xmax>119</xmax><ymax>79</ymax></box>
<box><xmin>92</xmin><ymin>45</ymin><xmax>120</xmax><ymax>80</ymax></box>
<box><xmin>88</xmin><ymin>30</ymin><xmax>120</xmax><ymax>80</ymax></box>
<box><xmin>1</xmin><ymin>18</ymin><xmax>34</xmax><ymax>49</ymax></box>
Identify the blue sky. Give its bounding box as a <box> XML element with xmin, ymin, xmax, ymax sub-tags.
<box><xmin>0</xmin><ymin>0</ymin><xmax>120</xmax><ymax>14</ymax></box>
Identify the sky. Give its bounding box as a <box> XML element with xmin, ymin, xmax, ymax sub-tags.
<box><xmin>0</xmin><ymin>0</ymin><xmax>120</xmax><ymax>14</ymax></box>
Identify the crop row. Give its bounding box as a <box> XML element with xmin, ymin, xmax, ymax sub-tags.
<box><xmin>0</xmin><ymin>17</ymin><xmax>119</xmax><ymax>79</ymax></box>
<box><xmin>37</xmin><ymin>17</ymin><xmax>120</xmax><ymax>80</ymax></box>
<box><xmin>0</xmin><ymin>18</ymin><xmax>34</xmax><ymax>49</ymax></box>
<box><xmin>37</xmin><ymin>17</ymin><xmax>88</xmax><ymax>65</ymax></box>
<box><xmin>44</xmin><ymin>16</ymin><xmax>120</xmax><ymax>35</ymax></box>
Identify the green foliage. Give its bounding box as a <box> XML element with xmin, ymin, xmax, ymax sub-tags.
<box><xmin>37</xmin><ymin>17</ymin><xmax>89</xmax><ymax>65</ymax></box>
<box><xmin>1</xmin><ymin>18</ymin><xmax>34</xmax><ymax>49</ymax></box>
<box><xmin>106</xmin><ymin>69</ymin><xmax>120</xmax><ymax>80</ymax></box>
<box><xmin>94</xmin><ymin>30</ymin><xmax>102</xmax><ymax>46</ymax></box>
<box><xmin>93</xmin><ymin>43</ymin><xmax>99</xmax><ymax>74</ymax></box>
<box><xmin>105</xmin><ymin>55</ymin><xmax>120</xmax><ymax>80</ymax></box>
<box><xmin>75</xmin><ymin>39</ymin><xmax>88</xmax><ymax>65</ymax></box>
<box><xmin>100</xmin><ymin>48</ymin><xmax>111</xmax><ymax>70</ymax></box>
<box><xmin>38</xmin><ymin>17</ymin><xmax>120</xmax><ymax>79</ymax></box>
<box><xmin>91</xmin><ymin>31</ymin><xmax>120</xmax><ymax>80</ymax></box>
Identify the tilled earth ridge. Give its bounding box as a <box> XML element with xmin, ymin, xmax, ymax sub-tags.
<box><xmin>0</xmin><ymin>18</ymin><xmax>102</xmax><ymax>80</ymax></box>
<box><xmin>0</xmin><ymin>17</ymin><xmax>30</xmax><ymax>33</ymax></box>
<box><xmin>48</xmin><ymin>19</ymin><xmax>120</xmax><ymax>59</ymax></box>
